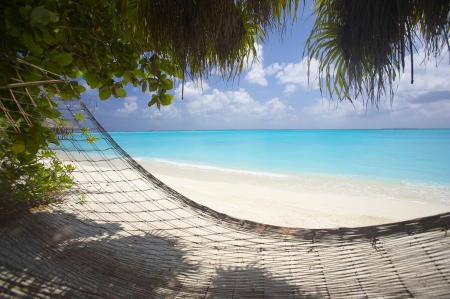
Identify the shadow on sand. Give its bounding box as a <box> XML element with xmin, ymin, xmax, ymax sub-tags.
<box><xmin>0</xmin><ymin>210</ymin><xmax>318</xmax><ymax>298</ymax></box>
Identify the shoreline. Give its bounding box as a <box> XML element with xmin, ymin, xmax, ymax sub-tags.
<box><xmin>139</xmin><ymin>159</ymin><xmax>450</xmax><ymax>228</ymax></box>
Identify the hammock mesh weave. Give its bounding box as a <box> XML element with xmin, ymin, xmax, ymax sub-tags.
<box><xmin>1</xmin><ymin>65</ymin><xmax>450</xmax><ymax>298</ymax></box>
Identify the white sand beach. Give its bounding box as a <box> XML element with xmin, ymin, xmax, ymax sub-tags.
<box><xmin>138</xmin><ymin>160</ymin><xmax>450</xmax><ymax>228</ymax></box>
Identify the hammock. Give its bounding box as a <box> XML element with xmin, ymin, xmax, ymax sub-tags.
<box><xmin>1</xmin><ymin>67</ymin><xmax>450</xmax><ymax>298</ymax></box>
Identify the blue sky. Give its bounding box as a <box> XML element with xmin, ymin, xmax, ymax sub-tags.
<box><xmin>81</xmin><ymin>13</ymin><xmax>450</xmax><ymax>131</ymax></box>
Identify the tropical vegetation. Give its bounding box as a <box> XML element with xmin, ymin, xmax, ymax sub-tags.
<box><xmin>0</xmin><ymin>0</ymin><xmax>298</xmax><ymax>213</ymax></box>
<box><xmin>305</xmin><ymin>0</ymin><xmax>450</xmax><ymax>106</ymax></box>
<box><xmin>1</xmin><ymin>0</ymin><xmax>449</xmax><ymax>213</ymax></box>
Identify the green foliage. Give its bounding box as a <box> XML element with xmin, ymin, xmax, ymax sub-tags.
<box><xmin>124</xmin><ymin>0</ymin><xmax>299</xmax><ymax>80</ymax></box>
<box><xmin>77</xmin><ymin>193</ymin><xmax>87</xmax><ymax>205</ymax></box>
<box><xmin>0</xmin><ymin>0</ymin><xmax>180</xmax><ymax>212</ymax></box>
<box><xmin>0</xmin><ymin>0</ymin><xmax>299</xmax><ymax>213</ymax></box>
<box><xmin>85</xmin><ymin>134</ymin><xmax>98</xmax><ymax>145</ymax></box>
<box><xmin>0</xmin><ymin>108</ymin><xmax>94</xmax><ymax>213</ymax></box>
<box><xmin>73</xmin><ymin>113</ymin><xmax>86</xmax><ymax>124</ymax></box>
<box><xmin>305</xmin><ymin>0</ymin><xmax>450</xmax><ymax>106</ymax></box>
<box><xmin>0</xmin><ymin>142</ymin><xmax>74</xmax><ymax>213</ymax></box>
<box><xmin>1</xmin><ymin>0</ymin><xmax>183</xmax><ymax>145</ymax></box>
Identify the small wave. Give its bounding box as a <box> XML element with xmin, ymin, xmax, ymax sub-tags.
<box><xmin>400</xmin><ymin>179</ymin><xmax>450</xmax><ymax>189</ymax></box>
<box><xmin>408</xmin><ymin>200</ymin><xmax>430</xmax><ymax>205</ymax></box>
<box><xmin>151</xmin><ymin>158</ymin><xmax>288</xmax><ymax>178</ymax></box>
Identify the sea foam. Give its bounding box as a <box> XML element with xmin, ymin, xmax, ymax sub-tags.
<box><xmin>151</xmin><ymin>158</ymin><xmax>288</xmax><ymax>178</ymax></box>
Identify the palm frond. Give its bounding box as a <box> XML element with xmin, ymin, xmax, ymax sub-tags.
<box><xmin>305</xmin><ymin>0</ymin><xmax>450</xmax><ymax>106</ymax></box>
<box><xmin>121</xmin><ymin>0</ymin><xmax>300</xmax><ymax>80</ymax></box>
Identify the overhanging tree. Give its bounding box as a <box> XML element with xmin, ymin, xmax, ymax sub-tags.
<box><xmin>2</xmin><ymin>0</ymin><xmax>448</xmax><ymax>213</ymax></box>
<box><xmin>0</xmin><ymin>0</ymin><xmax>299</xmax><ymax>212</ymax></box>
<box><xmin>305</xmin><ymin>0</ymin><xmax>450</xmax><ymax>107</ymax></box>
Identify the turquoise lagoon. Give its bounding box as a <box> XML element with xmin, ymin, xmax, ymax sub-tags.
<box><xmin>106</xmin><ymin>129</ymin><xmax>450</xmax><ymax>205</ymax></box>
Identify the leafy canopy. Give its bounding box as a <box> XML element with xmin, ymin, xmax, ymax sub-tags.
<box><xmin>0</xmin><ymin>0</ymin><xmax>299</xmax><ymax>212</ymax></box>
<box><xmin>305</xmin><ymin>0</ymin><xmax>450</xmax><ymax>106</ymax></box>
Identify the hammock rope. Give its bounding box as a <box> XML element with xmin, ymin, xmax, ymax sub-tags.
<box><xmin>1</xmin><ymin>65</ymin><xmax>450</xmax><ymax>298</ymax></box>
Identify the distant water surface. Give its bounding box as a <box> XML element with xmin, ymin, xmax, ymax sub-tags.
<box><xmin>107</xmin><ymin>130</ymin><xmax>450</xmax><ymax>205</ymax></box>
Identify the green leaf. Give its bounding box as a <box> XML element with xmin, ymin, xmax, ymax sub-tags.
<box><xmin>142</xmin><ymin>81</ymin><xmax>147</xmax><ymax>93</ymax></box>
<box><xmin>83</xmin><ymin>73</ymin><xmax>100</xmax><ymax>88</ymax></box>
<box><xmin>33</xmin><ymin>27</ymin><xmax>43</xmax><ymax>41</ymax></box>
<box><xmin>67</xmin><ymin>71</ymin><xmax>82</xmax><ymax>79</ymax></box>
<box><xmin>76</xmin><ymin>57</ymin><xmax>87</xmax><ymax>73</ymax></box>
<box><xmin>133</xmin><ymin>69</ymin><xmax>146</xmax><ymax>79</ymax></box>
<box><xmin>5</xmin><ymin>8</ymin><xmax>21</xmax><ymax>28</ymax></box>
<box><xmin>115</xmin><ymin>87</ymin><xmax>126</xmax><ymax>98</ymax></box>
<box><xmin>60</xmin><ymin>91</ymin><xmax>71</xmax><ymax>100</ymax></box>
<box><xmin>99</xmin><ymin>88</ymin><xmax>111</xmax><ymax>100</ymax></box>
<box><xmin>73</xmin><ymin>85</ymin><xmax>87</xmax><ymax>94</ymax></box>
<box><xmin>24</xmin><ymin>55</ymin><xmax>41</xmax><ymax>65</ymax></box>
<box><xmin>11</xmin><ymin>142</ymin><xmax>26</xmax><ymax>154</ymax></box>
<box><xmin>54</xmin><ymin>31</ymin><xmax>65</xmax><ymax>43</ymax></box>
<box><xmin>114</xmin><ymin>70</ymin><xmax>124</xmax><ymax>78</ymax></box>
<box><xmin>36</xmin><ymin>23</ymin><xmax>56</xmax><ymax>44</ymax></box>
<box><xmin>30</xmin><ymin>7</ymin><xmax>51</xmax><ymax>25</ymax></box>
<box><xmin>148</xmin><ymin>97</ymin><xmax>158</xmax><ymax>107</ymax></box>
<box><xmin>19</xmin><ymin>6</ymin><xmax>32</xmax><ymax>21</ymax></box>
<box><xmin>22</xmin><ymin>69</ymin><xmax>42</xmax><ymax>82</ymax></box>
<box><xmin>11</xmin><ymin>27</ymin><xmax>23</xmax><ymax>38</ymax></box>
<box><xmin>73</xmin><ymin>113</ymin><xmax>86</xmax><ymax>124</ymax></box>
<box><xmin>45</xmin><ymin>61</ymin><xmax>62</xmax><ymax>75</ymax></box>
<box><xmin>40</xmin><ymin>108</ymin><xmax>62</xmax><ymax>118</ymax></box>
<box><xmin>123</xmin><ymin>72</ymin><xmax>132</xmax><ymax>84</ymax></box>
<box><xmin>85</xmin><ymin>135</ymin><xmax>98</xmax><ymax>144</ymax></box>
<box><xmin>48</xmin><ymin>11</ymin><xmax>59</xmax><ymax>23</ymax></box>
<box><xmin>161</xmin><ymin>78</ymin><xmax>173</xmax><ymax>90</ymax></box>
<box><xmin>160</xmin><ymin>94</ymin><xmax>174</xmax><ymax>106</ymax></box>
<box><xmin>11</xmin><ymin>136</ymin><xmax>26</xmax><ymax>154</ymax></box>
<box><xmin>27</xmin><ymin>140</ymin><xmax>40</xmax><ymax>156</ymax></box>
<box><xmin>55</xmin><ymin>53</ymin><xmax>73</xmax><ymax>66</ymax></box>
<box><xmin>22</xmin><ymin>30</ymin><xmax>43</xmax><ymax>55</ymax></box>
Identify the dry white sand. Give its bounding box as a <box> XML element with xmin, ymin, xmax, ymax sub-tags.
<box><xmin>139</xmin><ymin>160</ymin><xmax>450</xmax><ymax>229</ymax></box>
<box><xmin>66</xmin><ymin>154</ymin><xmax>450</xmax><ymax>229</ymax></box>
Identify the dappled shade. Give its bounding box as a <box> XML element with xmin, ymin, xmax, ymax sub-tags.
<box><xmin>1</xmin><ymin>89</ymin><xmax>450</xmax><ymax>297</ymax></box>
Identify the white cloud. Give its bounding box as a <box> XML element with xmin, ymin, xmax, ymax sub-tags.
<box><xmin>275</xmin><ymin>57</ymin><xmax>320</xmax><ymax>91</ymax></box>
<box><xmin>243</xmin><ymin>44</ymin><xmax>321</xmax><ymax>95</ymax></box>
<box><xmin>115</xmin><ymin>96</ymin><xmax>138</xmax><ymax>117</ymax></box>
<box><xmin>397</xmin><ymin>50</ymin><xmax>450</xmax><ymax>94</ymax></box>
<box><xmin>142</xmin><ymin>104</ymin><xmax>182</xmax><ymax>120</ymax></box>
<box><xmin>389</xmin><ymin>50</ymin><xmax>450</xmax><ymax>123</ymax></box>
<box><xmin>283</xmin><ymin>84</ymin><xmax>298</xmax><ymax>95</ymax></box>
<box><xmin>110</xmin><ymin>49</ymin><xmax>448</xmax><ymax>130</ymax></box>
<box><xmin>244</xmin><ymin>44</ymin><xmax>268</xmax><ymax>86</ymax></box>
<box><xmin>303</xmin><ymin>98</ymin><xmax>369</xmax><ymax>117</ymax></box>
<box><xmin>242</xmin><ymin>53</ymin><xmax>320</xmax><ymax>93</ymax></box>
<box><xmin>266</xmin><ymin>62</ymin><xmax>285</xmax><ymax>75</ymax></box>
<box><xmin>176</xmin><ymin>81</ymin><xmax>210</xmax><ymax>99</ymax></box>
<box><xmin>295</xmin><ymin>49</ymin><xmax>450</xmax><ymax>128</ymax></box>
<box><xmin>176</xmin><ymin>82</ymin><xmax>295</xmax><ymax>126</ymax></box>
<box><xmin>259</xmin><ymin>98</ymin><xmax>290</xmax><ymax>117</ymax></box>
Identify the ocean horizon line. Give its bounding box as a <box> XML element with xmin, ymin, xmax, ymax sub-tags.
<box><xmin>106</xmin><ymin>128</ymin><xmax>450</xmax><ymax>133</ymax></box>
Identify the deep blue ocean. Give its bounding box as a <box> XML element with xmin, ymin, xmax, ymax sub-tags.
<box><xmin>108</xmin><ymin>129</ymin><xmax>450</xmax><ymax>188</ymax></box>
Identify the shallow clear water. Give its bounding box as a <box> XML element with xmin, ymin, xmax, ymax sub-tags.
<box><xmin>109</xmin><ymin>130</ymin><xmax>450</xmax><ymax>185</ymax></box>
<box><xmin>99</xmin><ymin>129</ymin><xmax>450</xmax><ymax>206</ymax></box>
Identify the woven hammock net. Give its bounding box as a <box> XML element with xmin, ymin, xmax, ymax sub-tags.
<box><xmin>1</xmin><ymin>62</ymin><xmax>450</xmax><ymax>298</ymax></box>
